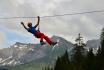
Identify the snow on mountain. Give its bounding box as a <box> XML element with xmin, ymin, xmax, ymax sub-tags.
<box><xmin>0</xmin><ymin>35</ymin><xmax>74</xmax><ymax>66</ymax></box>
<box><xmin>0</xmin><ymin>42</ymin><xmax>37</xmax><ymax>66</ymax></box>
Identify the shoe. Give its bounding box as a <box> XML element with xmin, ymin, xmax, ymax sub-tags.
<box><xmin>40</xmin><ymin>41</ymin><xmax>46</xmax><ymax>45</ymax></box>
<box><xmin>52</xmin><ymin>42</ymin><xmax>57</xmax><ymax>46</ymax></box>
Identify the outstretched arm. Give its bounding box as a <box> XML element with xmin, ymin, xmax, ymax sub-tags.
<box><xmin>21</xmin><ymin>22</ymin><xmax>28</xmax><ymax>30</ymax></box>
<box><xmin>34</xmin><ymin>16</ymin><xmax>40</xmax><ymax>28</ymax></box>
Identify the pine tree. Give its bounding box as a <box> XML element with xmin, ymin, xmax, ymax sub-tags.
<box><xmin>85</xmin><ymin>48</ymin><xmax>95</xmax><ymax>70</ymax></box>
<box><xmin>54</xmin><ymin>57</ymin><xmax>61</xmax><ymax>70</ymax></box>
<box><xmin>95</xmin><ymin>28</ymin><xmax>104</xmax><ymax>70</ymax></box>
<box><xmin>54</xmin><ymin>50</ymin><xmax>70</xmax><ymax>70</ymax></box>
<box><xmin>71</xmin><ymin>33</ymin><xmax>86</xmax><ymax>70</ymax></box>
<box><xmin>95</xmin><ymin>47</ymin><xmax>101</xmax><ymax>70</ymax></box>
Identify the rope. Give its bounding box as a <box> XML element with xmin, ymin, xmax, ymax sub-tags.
<box><xmin>0</xmin><ymin>9</ymin><xmax>104</xmax><ymax>19</ymax></box>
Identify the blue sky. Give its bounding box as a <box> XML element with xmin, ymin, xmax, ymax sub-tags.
<box><xmin>0</xmin><ymin>0</ymin><xmax>104</xmax><ymax>49</ymax></box>
<box><xmin>0</xmin><ymin>26</ymin><xmax>38</xmax><ymax>48</ymax></box>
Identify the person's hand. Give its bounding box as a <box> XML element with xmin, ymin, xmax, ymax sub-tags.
<box><xmin>21</xmin><ymin>22</ymin><xmax>24</xmax><ymax>25</ymax></box>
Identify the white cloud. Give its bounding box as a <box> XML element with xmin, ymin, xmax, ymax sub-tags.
<box><xmin>0</xmin><ymin>0</ymin><xmax>104</xmax><ymax>47</ymax></box>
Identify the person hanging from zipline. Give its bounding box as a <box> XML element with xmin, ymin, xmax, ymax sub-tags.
<box><xmin>21</xmin><ymin>16</ymin><xmax>57</xmax><ymax>46</ymax></box>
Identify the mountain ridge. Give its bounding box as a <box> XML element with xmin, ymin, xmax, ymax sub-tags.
<box><xmin>0</xmin><ymin>35</ymin><xmax>100</xmax><ymax>66</ymax></box>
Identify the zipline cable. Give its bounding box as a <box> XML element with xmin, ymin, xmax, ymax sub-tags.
<box><xmin>0</xmin><ymin>9</ymin><xmax>104</xmax><ymax>19</ymax></box>
<box><xmin>41</xmin><ymin>10</ymin><xmax>104</xmax><ymax>18</ymax></box>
